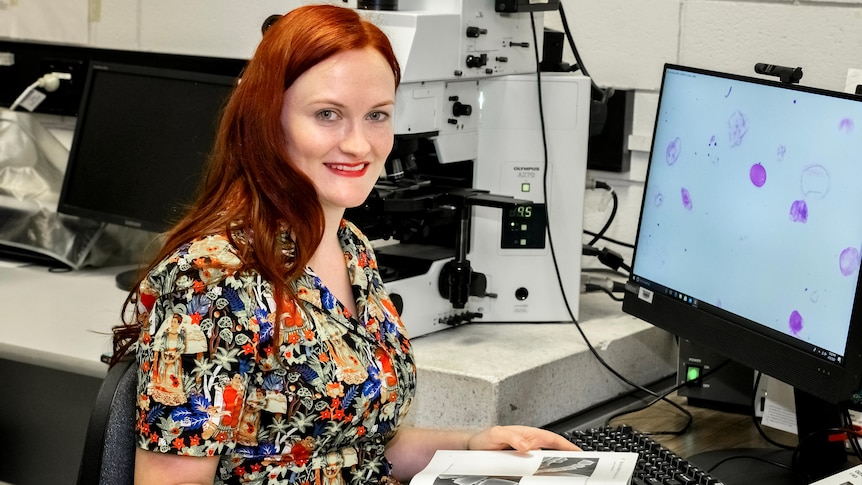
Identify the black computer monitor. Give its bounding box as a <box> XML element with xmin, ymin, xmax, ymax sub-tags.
<box><xmin>623</xmin><ymin>64</ymin><xmax>862</xmax><ymax>482</ymax></box>
<box><xmin>58</xmin><ymin>61</ymin><xmax>236</xmax><ymax>233</ymax></box>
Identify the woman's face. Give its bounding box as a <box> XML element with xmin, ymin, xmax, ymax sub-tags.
<box><xmin>280</xmin><ymin>47</ymin><xmax>396</xmax><ymax>215</ymax></box>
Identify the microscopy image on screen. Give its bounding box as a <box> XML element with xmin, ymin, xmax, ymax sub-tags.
<box><xmin>634</xmin><ymin>68</ymin><xmax>862</xmax><ymax>358</ymax></box>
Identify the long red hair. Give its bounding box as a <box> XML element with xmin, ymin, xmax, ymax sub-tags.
<box><xmin>111</xmin><ymin>5</ymin><xmax>401</xmax><ymax>363</ymax></box>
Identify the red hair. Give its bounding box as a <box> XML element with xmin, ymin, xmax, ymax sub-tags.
<box><xmin>112</xmin><ymin>5</ymin><xmax>401</xmax><ymax>363</ymax></box>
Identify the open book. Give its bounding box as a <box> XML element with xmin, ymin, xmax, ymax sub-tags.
<box><xmin>411</xmin><ymin>450</ymin><xmax>639</xmax><ymax>484</ymax></box>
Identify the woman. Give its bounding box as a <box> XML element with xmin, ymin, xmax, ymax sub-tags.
<box><xmin>113</xmin><ymin>5</ymin><xmax>578</xmax><ymax>484</ymax></box>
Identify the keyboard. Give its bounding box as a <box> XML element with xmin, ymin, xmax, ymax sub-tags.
<box><xmin>564</xmin><ymin>425</ymin><xmax>726</xmax><ymax>485</ymax></box>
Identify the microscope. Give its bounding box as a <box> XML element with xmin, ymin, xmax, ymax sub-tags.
<box><xmin>346</xmin><ymin>0</ymin><xmax>591</xmax><ymax>337</ymax></box>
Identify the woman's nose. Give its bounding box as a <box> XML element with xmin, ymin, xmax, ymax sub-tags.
<box><xmin>339</xmin><ymin>120</ymin><xmax>372</xmax><ymax>157</ymax></box>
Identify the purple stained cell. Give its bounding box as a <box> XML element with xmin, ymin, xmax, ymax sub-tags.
<box><xmin>839</xmin><ymin>247</ymin><xmax>860</xmax><ymax>276</ymax></box>
<box><xmin>666</xmin><ymin>137</ymin><xmax>681</xmax><ymax>165</ymax></box>
<box><xmin>727</xmin><ymin>110</ymin><xmax>748</xmax><ymax>147</ymax></box>
<box><xmin>839</xmin><ymin>117</ymin><xmax>854</xmax><ymax>134</ymax></box>
<box><xmin>788</xmin><ymin>310</ymin><xmax>803</xmax><ymax>336</ymax></box>
<box><xmin>681</xmin><ymin>187</ymin><xmax>693</xmax><ymax>211</ymax></box>
<box><xmin>789</xmin><ymin>200</ymin><xmax>808</xmax><ymax>223</ymax></box>
<box><xmin>749</xmin><ymin>163</ymin><xmax>767</xmax><ymax>187</ymax></box>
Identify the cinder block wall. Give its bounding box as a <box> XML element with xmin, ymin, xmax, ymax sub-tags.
<box><xmin>549</xmin><ymin>0</ymin><xmax>862</xmax><ymax>258</ymax></box>
<box><xmin>549</xmin><ymin>0</ymin><xmax>862</xmax><ymax>178</ymax></box>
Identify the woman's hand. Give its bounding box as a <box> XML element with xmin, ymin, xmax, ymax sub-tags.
<box><xmin>386</xmin><ymin>425</ymin><xmax>579</xmax><ymax>482</ymax></box>
<box><xmin>467</xmin><ymin>425</ymin><xmax>581</xmax><ymax>453</ymax></box>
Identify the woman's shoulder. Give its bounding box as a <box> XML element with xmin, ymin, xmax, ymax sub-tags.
<box><xmin>161</xmin><ymin>233</ymin><xmax>243</xmax><ymax>270</ymax></box>
<box><xmin>144</xmin><ymin>232</ymin><xmax>255</xmax><ymax>294</ymax></box>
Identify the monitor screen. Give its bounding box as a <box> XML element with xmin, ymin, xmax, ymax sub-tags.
<box><xmin>58</xmin><ymin>62</ymin><xmax>237</xmax><ymax>233</ymax></box>
<box><xmin>622</xmin><ymin>64</ymin><xmax>862</xmax><ymax>477</ymax></box>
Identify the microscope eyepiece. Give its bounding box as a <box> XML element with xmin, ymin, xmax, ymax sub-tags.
<box><xmin>357</xmin><ymin>0</ymin><xmax>398</xmax><ymax>11</ymax></box>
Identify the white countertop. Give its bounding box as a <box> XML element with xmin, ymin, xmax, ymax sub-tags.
<box><xmin>0</xmin><ymin>263</ymin><xmax>129</xmax><ymax>378</ymax></box>
<box><xmin>0</xmin><ymin>262</ymin><xmax>677</xmax><ymax>428</ymax></box>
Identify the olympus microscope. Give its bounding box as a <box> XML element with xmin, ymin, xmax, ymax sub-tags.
<box><xmin>345</xmin><ymin>0</ymin><xmax>591</xmax><ymax>337</ymax></box>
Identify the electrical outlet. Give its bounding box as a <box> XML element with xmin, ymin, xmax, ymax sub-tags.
<box><xmin>40</xmin><ymin>58</ymin><xmax>83</xmax><ymax>84</ymax></box>
<box><xmin>38</xmin><ymin>57</ymin><xmax>86</xmax><ymax>114</ymax></box>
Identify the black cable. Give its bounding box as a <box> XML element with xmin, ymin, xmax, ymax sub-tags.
<box><xmin>843</xmin><ymin>409</ymin><xmax>862</xmax><ymax>468</ymax></box>
<box><xmin>707</xmin><ymin>455</ymin><xmax>798</xmax><ymax>477</ymax></box>
<box><xmin>583</xmin><ymin>230</ymin><xmax>634</xmax><ymax>249</ymax></box>
<box><xmin>790</xmin><ymin>425</ymin><xmax>859</xmax><ymax>483</ymax></box>
<box><xmin>556</xmin><ymin>2</ymin><xmax>607</xmax><ymax>99</ymax></box>
<box><xmin>750</xmin><ymin>372</ymin><xmax>795</xmax><ymax>451</ymax></box>
<box><xmin>585</xmin><ymin>181</ymin><xmax>617</xmax><ymax>247</ymax></box>
<box><xmin>605</xmin><ymin>359</ymin><xmax>735</xmax><ymax>436</ymax></box>
<box><xmin>583</xmin><ymin>284</ymin><xmax>624</xmax><ymax>302</ymax></box>
<box><xmin>529</xmin><ymin>13</ymin><xmax>690</xmax><ymax>425</ymax></box>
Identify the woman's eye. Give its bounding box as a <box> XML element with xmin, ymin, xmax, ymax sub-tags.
<box><xmin>318</xmin><ymin>110</ymin><xmax>338</xmax><ymax>121</ymax></box>
<box><xmin>368</xmin><ymin>111</ymin><xmax>389</xmax><ymax>122</ymax></box>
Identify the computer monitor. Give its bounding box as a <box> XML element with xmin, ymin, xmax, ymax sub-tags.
<box><xmin>58</xmin><ymin>61</ymin><xmax>237</xmax><ymax>233</ymax></box>
<box><xmin>623</xmin><ymin>64</ymin><xmax>862</xmax><ymax>481</ymax></box>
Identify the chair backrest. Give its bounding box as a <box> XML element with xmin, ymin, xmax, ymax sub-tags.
<box><xmin>77</xmin><ymin>357</ymin><xmax>137</xmax><ymax>485</ymax></box>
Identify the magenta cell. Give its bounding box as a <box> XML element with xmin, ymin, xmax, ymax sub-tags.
<box><xmin>666</xmin><ymin>137</ymin><xmax>681</xmax><ymax>165</ymax></box>
<box><xmin>789</xmin><ymin>200</ymin><xmax>808</xmax><ymax>223</ymax></box>
<box><xmin>749</xmin><ymin>163</ymin><xmax>767</xmax><ymax>187</ymax></box>
<box><xmin>681</xmin><ymin>187</ymin><xmax>693</xmax><ymax>211</ymax></box>
<box><xmin>839</xmin><ymin>117</ymin><xmax>854</xmax><ymax>134</ymax></box>
<box><xmin>839</xmin><ymin>247</ymin><xmax>860</xmax><ymax>276</ymax></box>
<box><xmin>727</xmin><ymin>110</ymin><xmax>748</xmax><ymax>147</ymax></box>
<box><xmin>788</xmin><ymin>310</ymin><xmax>803</xmax><ymax>336</ymax></box>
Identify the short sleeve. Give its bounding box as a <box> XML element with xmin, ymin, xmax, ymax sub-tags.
<box><xmin>134</xmin><ymin>235</ymin><xmax>267</xmax><ymax>457</ymax></box>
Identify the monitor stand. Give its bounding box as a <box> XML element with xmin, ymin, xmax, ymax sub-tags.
<box><xmin>688</xmin><ymin>388</ymin><xmax>849</xmax><ymax>485</ymax></box>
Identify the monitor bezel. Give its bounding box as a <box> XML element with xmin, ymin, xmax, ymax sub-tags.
<box><xmin>57</xmin><ymin>61</ymin><xmax>237</xmax><ymax>233</ymax></box>
<box><xmin>622</xmin><ymin>63</ymin><xmax>862</xmax><ymax>405</ymax></box>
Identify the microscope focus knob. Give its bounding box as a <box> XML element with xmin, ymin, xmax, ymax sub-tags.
<box><xmin>452</xmin><ymin>102</ymin><xmax>472</xmax><ymax>117</ymax></box>
<box><xmin>465</xmin><ymin>26</ymin><xmax>488</xmax><ymax>38</ymax></box>
<box><xmin>465</xmin><ymin>54</ymin><xmax>488</xmax><ymax>69</ymax></box>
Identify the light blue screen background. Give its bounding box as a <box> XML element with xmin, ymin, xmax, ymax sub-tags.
<box><xmin>633</xmin><ymin>67</ymin><xmax>862</xmax><ymax>358</ymax></box>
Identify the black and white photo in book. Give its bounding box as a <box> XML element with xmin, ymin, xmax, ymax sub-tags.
<box><xmin>411</xmin><ymin>450</ymin><xmax>639</xmax><ymax>485</ymax></box>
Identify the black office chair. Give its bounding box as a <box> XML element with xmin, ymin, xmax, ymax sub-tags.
<box><xmin>77</xmin><ymin>357</ymin><xmax>137</xmax><ymax>485</ymax></box>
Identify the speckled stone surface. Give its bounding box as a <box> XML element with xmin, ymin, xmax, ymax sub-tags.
<box><xmin>404</xmin><ymin>292</ymin><xmax>677</xmax><ymax>430</ymax></box>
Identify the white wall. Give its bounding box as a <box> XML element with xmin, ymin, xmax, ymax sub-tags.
<box><xmin>7</xmin><ymin>0</ymin><xmax>859</xmax><ymax>155</ymax></box>
<box><xmin>547</xmin><ymin>0</ymin><xmax>862</xmax><ymax>183</ymax></box>
<box><xmin>547</xmin><ymin>0</ymin><xmax>862</xmax><ymax>257</ymax></box>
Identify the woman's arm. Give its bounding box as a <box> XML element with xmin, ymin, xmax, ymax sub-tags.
<box><xmin>384</xmin><ymin>425</ymin><xmax>580</xmax><ymax>482</ymax></box>
<box><xmin>134</xmin><ymin>448</ymin><xmax>220</xmax><ymax>485</ymax></box>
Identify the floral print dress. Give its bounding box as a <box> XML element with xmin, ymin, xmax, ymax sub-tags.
<box><xmin>133</xmin><ymin>220</ymin><xmax>416</xmax><ymax>484</ymax></box>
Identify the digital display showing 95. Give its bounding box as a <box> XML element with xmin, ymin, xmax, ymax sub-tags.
<box><xmin>501</xmin><ymin>203</ymin><xmax>546</xmax><ymax>249</ymax></box>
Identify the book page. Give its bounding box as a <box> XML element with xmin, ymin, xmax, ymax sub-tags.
<box><xmin>411</xmin><ymin>450</ymin><xmax>638</xmax><ymax>485</ymax></box>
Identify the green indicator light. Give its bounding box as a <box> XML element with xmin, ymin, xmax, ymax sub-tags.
<box><xmin>686</xmin><ymin>366</ymin><xmax>701</xmax><ymax>381</ymax></box>
<box><xmin>521</xmin><ymin>183</ymin><xmax>531</xmax><ymax>192</ymax></box>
